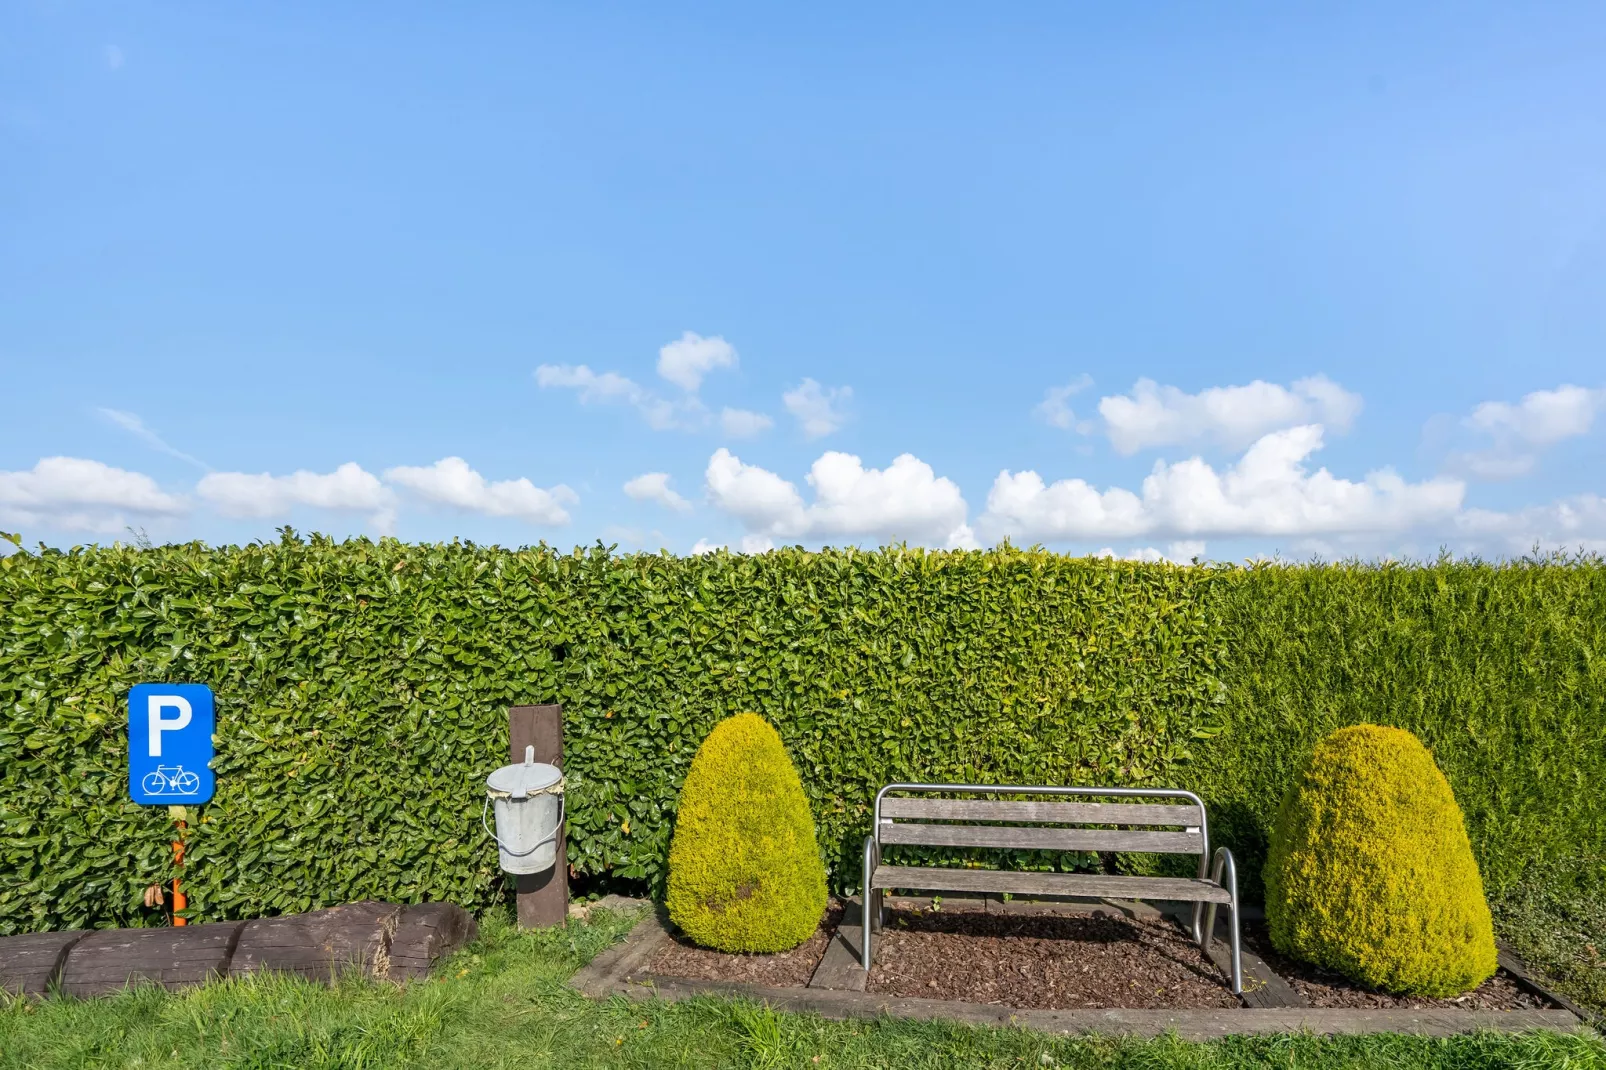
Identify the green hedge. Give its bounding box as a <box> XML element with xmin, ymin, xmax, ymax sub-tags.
<box><xmin>1</xmin><ymin>535</ymin><xmax>1602</xmax><ymax>934</ymax></box>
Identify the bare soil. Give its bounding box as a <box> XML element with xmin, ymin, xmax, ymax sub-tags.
<box><xmin>648</xmin><ymin>902</ymin><xmax>843</xmax><ymax>988</ymax></box>
<box><xmin>867</xmin><ymin>905</ymin><xmax>1240</xmax><ymax>1009</ymax></box>
<box><xmin>1242</xmin><ymin>920</ymin><xmax>1556</xmax><ymax>1011</ymax></box>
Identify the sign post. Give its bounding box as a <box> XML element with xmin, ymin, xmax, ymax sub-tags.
<box><xmin>128</xmin><ymin>684</ymin><xmax>215</xmax><ymax>925</ymax></box>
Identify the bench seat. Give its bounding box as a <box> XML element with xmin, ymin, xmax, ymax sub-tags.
<box><xmin>869</xmin><ymin>865</ymin><xmax>1233</xmax><ymax>904</ymax></box>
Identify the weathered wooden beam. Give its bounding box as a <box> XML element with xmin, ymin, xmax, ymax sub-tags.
<box><xmin>59</xmin><ymin>922</ymin><xmax>244</xmax><ymax>998</ymax></box>
<box><xmin>0</xmin><ymin>930</ymin><xmax>87</xmax><ymax>997</ymax></box>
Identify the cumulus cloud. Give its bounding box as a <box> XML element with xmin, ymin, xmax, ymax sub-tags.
<box><xmin>1453</xmin><ymin>384</ymin><xmax>1606</xmax><ymax>480</ymax></box>
<box><xmin>1092</xmin><ymin>541</ymin><xmax>1206</xmax><ymax>564</ymax></box>
<box><xmin>623</xmin><ymin>472</ymin><xmax>692</xmax><ymax>512</ymax></box>
<box><xmin>534</xmin><ymin>364</ymin><xmax>692</xmax><ymax>431</ymax></box>
<box><xmin>720</xmin><ymin>407</ymin><xmax>773</xmax><ymax>438</ymax></box>
<box><xmin>980</xmin><ymin>425</ymin><xmax>1464</xmax><ymax>543</ymax></box>
<box><xmin>536</xmin><ymin>331</ymin><xmax>743</xmax><ymax>432</ymax></box>
<box><xmin>690</xmin><ymin>534</ymin><xmax>776</xmax><ymax>555</ymax></box>
<box><xmin>384</xmin><ymin>457</ymin><xmax>575</xmax><ymax>525</ymax></box>
<box><xmin>198</xmin><ymin>462</ymin><xmax>396</xmax><ymax>530</ymax></box>
<box><xmin>657</xmin><ymin>332</ymin><xmax>737</xmax><ymax>392</ymax></box>
<box><xmin>98</xmin><ymin>408</ymin><xmax>210</xmax><ymax>470</ymax></box>
<box><xmin>782</xmin><ymin>379</ymin><xmax>852</xmax><ymax>439</ymax></box>
<box><xmin>534</xmin><ymin>364</ymin><xmax>641</xmax><ymax>403</ymax></box>
<box><xmin>704</xmin><ymin>448</ymin><xmax>970</xmax><ymax>546</ymax></box>
<box><xmin>1095</xmin><ymin>376</ymin><xmax>1363</xmax><ymax>454</ymax></box>
<box><xmin>704</xmin><ymin>449</ymin><xmax>807</xmax><ymax>533</ymax></box>
<box><xmin>1034</xmin><ymin>375</ymin><xmax>1094</xmax><ymax>431</ymax></box>
<box><xmin>1455</xmin><ymin>494</ymin><xmax>1606</xmax><ymax>555</ymax></box>
<box><xmin>0</xmin><ymin>457</ymin><xmax>185</xmax><ymax>533</ymax></box>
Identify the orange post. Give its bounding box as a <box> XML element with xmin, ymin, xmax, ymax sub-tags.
<box><xmin>171</xmin><ymin>813</ymin><xmax>188</xmax><ymax>926</ymax></box>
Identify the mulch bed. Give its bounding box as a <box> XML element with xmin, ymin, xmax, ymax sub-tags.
<box><xmin>648</xmin><ymin>902</ymin><xmax>844</xmax><ymax>988</ymax></box>
<box><xmin>1241</xmin><ymin>921</ymin><xmax>1557</xmax><ymax>1011</ymax></box>
<box><xmin>645</xmin><ymin>903</ymin><xmax>1560</xmax><ymax>1014</ymax></box>
<box><xmin>867</xmin><ymin>906</ymin><xmax>1239</xmax><ymax>1009</ymax></box>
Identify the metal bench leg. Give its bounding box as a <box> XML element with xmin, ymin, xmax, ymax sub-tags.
<box><xmin>1209</xmin><ymin>846</ymin><xmax>1242</xmax><ymax>995</ymax></box>
<box><xmin>861</xmin><ymin>835</ymin><xmax>876</xmax><ymax>971</ymax></box>
<box><xmin>1228</xmin><ymin>897</ymin><xmax>1242</xmax><ymax>996</ymax></box>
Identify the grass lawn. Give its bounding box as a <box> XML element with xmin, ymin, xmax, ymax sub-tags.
<box><xmin>1</xmin><ymin>906</ymin><xmax>1602</xmax><ymax>1070</ymax></box>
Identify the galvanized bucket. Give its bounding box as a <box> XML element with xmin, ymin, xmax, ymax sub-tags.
<box><xmin>482</xmin><ymin>745</ymin><xmax>565</xmax><ymax>874</ymax></box>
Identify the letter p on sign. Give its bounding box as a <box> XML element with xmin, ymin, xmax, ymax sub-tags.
<box><xmin>128</xmin><ymin>683</ymin><xmax>216</xmax><ymax>805</ymax></box>
<box><xmin>148</xmin><ymin>695</ymin><xmax>192</xmax><ymax>756</ymax></box>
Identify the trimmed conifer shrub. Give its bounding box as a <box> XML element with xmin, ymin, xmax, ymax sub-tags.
<box><xmin>666</xmin><ymin>713</ymin><xmax>827</xmax><ymax>952</ymax></box>
<box><xmin>1264</xmin><ymin>724</ymin><xmax>1498</xmax><ymax>996</ymax></box>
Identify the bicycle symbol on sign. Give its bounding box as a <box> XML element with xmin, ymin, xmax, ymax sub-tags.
<box><xmin>140</xmin><ymin>765</ymin><xmax>201</xmax><ymax>796</ymax></box>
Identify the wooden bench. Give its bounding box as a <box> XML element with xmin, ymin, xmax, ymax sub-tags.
<box><xmin>861</xmin><ymin>783</ymin><xmax>1242</xmax><ymax>993</ymax></box>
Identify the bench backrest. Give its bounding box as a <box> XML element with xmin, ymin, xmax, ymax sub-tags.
<box><xmin>873</xmin><ymin>784</ymin><xmax>1209</xmax><ymax>861</ymax></box>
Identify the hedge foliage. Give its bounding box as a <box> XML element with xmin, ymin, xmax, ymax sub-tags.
<box><xmin>1</xmin><ymin>534</ymin><xmax>1602</xmax><ymax>934</ymax></box>
<box><xmin>1265</xmin><ymin>725</ymin><xmax>1497</xmax><ymax>996</ymax></box>
<box><xmin>667</xmin><ymin>713</ymin><xmax>827</xmax><ymax>951</ymax></box>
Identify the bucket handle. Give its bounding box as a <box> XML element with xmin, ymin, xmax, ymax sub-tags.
<box><xmin>481</xmin><ymin>795</ymin><xmax>566</xmax><ymax>859</ymax></box>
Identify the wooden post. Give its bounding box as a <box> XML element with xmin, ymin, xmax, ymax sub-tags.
<box><xmin>508</xmin><ymin>704</ymin><xmax>568</xmax><ymax>928</ymax></box>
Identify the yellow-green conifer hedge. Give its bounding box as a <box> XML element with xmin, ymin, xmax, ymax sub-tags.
<box><xmin>1264</xmin><ymin>724</ymin><xmax>1498</xmax><ymax>996</ymax></box>
<box><xmin>666</xmin><ymin>713</ymin><xmax>827</xmax><ymax>951</ymax></box>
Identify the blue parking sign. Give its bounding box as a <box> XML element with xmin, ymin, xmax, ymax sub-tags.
<box><xmin>128</xmin><ymin>683</ymin><xmax>215</xmax><ymax>805</ymax></box>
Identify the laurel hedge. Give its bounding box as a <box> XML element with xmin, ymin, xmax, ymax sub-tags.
<box><xmin>1</xmin><ymin>534</ymin><xmax>1602</xmax><ymax>934</ymax></box>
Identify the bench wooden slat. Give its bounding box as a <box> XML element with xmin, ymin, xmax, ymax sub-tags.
<box><xmin>868</xmin><ymin>865</ymin><xmax>1231</xmax><ymax>904</ymax></box>
<box><xmin>879</xmin><ymin>823</ymin><xmax>1203</xmax><ymax>854</ymax></box>
<box><xmin>877</xmin><ymin>799</ymin><xmax>1202</xmax><ymax>826</ymax></box>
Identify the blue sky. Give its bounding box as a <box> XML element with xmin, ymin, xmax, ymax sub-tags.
<box><xmin>4</xmin><ymin>2</ymin><xmax>1604</xmax><ymax>560</ymax></box>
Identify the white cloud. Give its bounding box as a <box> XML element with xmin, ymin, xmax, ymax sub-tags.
<box><xmin>1092</xmin><ymin>541</ymin><xmax>1206</xmax><ymax>564</ymax></box>
<box><xmin>705</xmin><ymin>448</ymin><xmax>807</xmax><ymax>534</ymax></box>
<box><xmin>536</xmin><ymin>332</ymin><xmax>743</xmax><ymax>432</ymax></box>
<box><xmin>535</xmin><ymin>364</ymin><xmax>693</xmax><ymax>431</ymax></box>
<box><xmin>623</xmin><ymin>472</ymin><xmax>692</xmax><ymax>513</ymax></box>
<box><xmin>690</xmin><ymin>534</ymin><xmax>776</xmax><ymax>555</ymax></box>
<box><xmin>720</xmin><ymin>407</ymin><xmax>774</xmax><ymax>438</ymax></box>
<box><xmin>198</xmin><ymin>462</ymin><xmax>395</xmax><ymax>530</ymax></box>
<box><xmin>1096</xmin><ymin>375</ymin><xmax>1363</xmax><ymax>455</ymax></box>
<box><xmin>782</xmin><ymin>379</ymin><xmax>852</xmax><ymax>439</ymax></box>
<box><xmin>1034</xmin><ymin>375</ymin><xmax>1094</xmax><ymax>431</ymax></box>
<box><xmin>0</xmin><ymin>457</ymin><xmax>185</xmax><ymax>533</ymax></box>
<box><xmin>704</xmin><ymin>448</ymin><xmax>971</xmax><ymax>546</ymax></box>
<box><xmin>657</xmin><ymin>332</ymin><xmax>737</xmax><ymax>392</ymax></box>
<box><xmin>1454</xmin><ymin>385</ymin><xmax>1606</xmax><ymax>480</ymax></box>
<box><xmin>383</xmin><ymin>457</ymin><xmax>575</xmax><ymax>525</ymax></box>
<box><xmin>104</xmin><ymin>45</ymin><xmax>123</xmax><ymax>70</ymax></box>
<box><xmin>98</xmin><ymin>408</ymin><xmax>210</xmax><ymax>470</ymax></box>
<box><xmin>980</xmin><ymin>425</ymin><xmax>1464</xmax><ymax>543</ymax></box>
<box><xmin>803</xmin><ymin>452</ymin><xmax>968</xmax><ymax>542</ymax></box>
<box><xmin>535</xmin><ymin>364</ymin><xmax>641</xmax><ymax>403</ymax></box>
<box><xmin>1455</xmin><ymin>494</ymin><xmax>1606</xmax><ymax>555</ymax></box>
